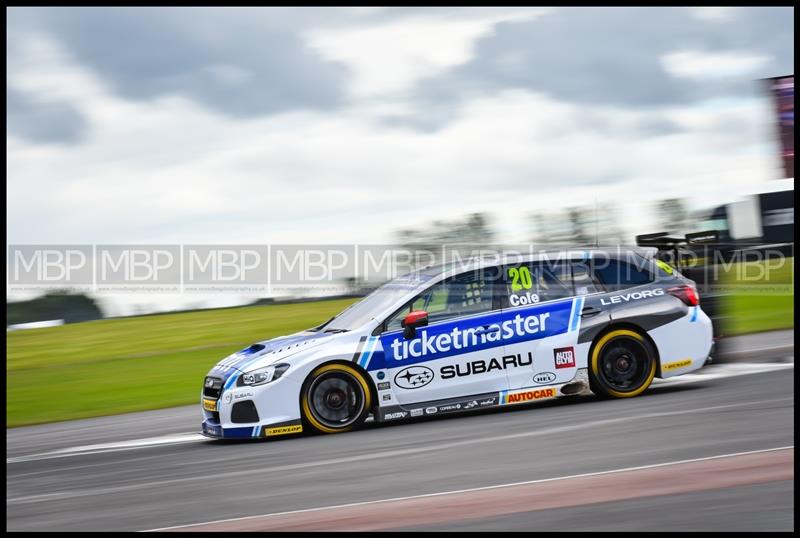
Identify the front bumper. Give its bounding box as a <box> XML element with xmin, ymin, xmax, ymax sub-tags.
<box><xmin>200</xmin><ymin>371</ymin><xmax>304</xmax><ymax>440</ymax></box>
<box><xmin>201</xmin><ymin>419</ymin><xmax>304</xmax><ymax>439</ymax></box>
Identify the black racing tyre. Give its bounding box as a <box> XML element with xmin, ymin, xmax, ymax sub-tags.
<box><xmin>301</xmin><ymin>363</ymin><xmax>372</xmax><ymax>434</ymax></box>
<box><xmin>589</xmin><ymin>329</ymin><xmax>657</xmax><ymax>398</ymax></box>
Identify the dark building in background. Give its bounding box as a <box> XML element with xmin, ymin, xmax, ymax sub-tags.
<box><xmin>765</xmin><ymin>75</ymin><xmax>794</xmax><ymax>179</ymax></box>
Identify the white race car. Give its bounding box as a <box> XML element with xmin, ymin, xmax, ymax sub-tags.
<box><xmin>200</xmin><ymin>249</ymin><xmax>713</xmax><ymax>439</ymax></box>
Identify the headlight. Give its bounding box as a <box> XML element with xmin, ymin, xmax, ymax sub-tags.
<box><xmin>239</xmin><ymin>363</ymin><xmax>290</xmax><ymax>386</ymax></box>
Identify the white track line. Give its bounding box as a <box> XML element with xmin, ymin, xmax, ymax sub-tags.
<box><xmin>6</xmin><ymin>396</ymin><xmax>793</xmax><ymax>505</ymax></box>
<box><xmin>6</xmin><ymin>433</ymin><xmax>206</xmax><ymax>464</ymax></box>
<box><xmin>651</xmin><ymin>362</ymin><xmax>794</xmax><ymax>387</ymax></box>
<box><xmin>143</xmin><ymin>445</ymin><xmax>795</xmax><ymax>532</ymax></box>
<box><xmin>7</xmin><ymin>362</ymin><xmax>793</xmax><ymax>465</ymax></box>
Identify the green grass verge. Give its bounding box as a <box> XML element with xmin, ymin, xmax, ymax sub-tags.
<box><xmin>7</xmin><ymin>298</ymin><xmax>357</xmax><ymax>427</ymax></box>
<box><xmin>720</xmin><ymin>257</ymin><xmax>794</xmax><ymax>336</ymax></box>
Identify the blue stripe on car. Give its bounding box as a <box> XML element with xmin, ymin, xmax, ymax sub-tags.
<box><xmin>360</xmin><ymin>336</ymin><xmax>379</xmax><ymax>369</ymax></box>
<box><xmin>570</xmin><ymin>297</ymin><xmax>584</xmax><ymax>332</ymax></box>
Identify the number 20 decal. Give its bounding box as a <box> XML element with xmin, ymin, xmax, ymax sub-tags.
<box><xmin>507</xmin><ymin>266</ymin><xmax>533</xmax><ymax>292</ymax></box>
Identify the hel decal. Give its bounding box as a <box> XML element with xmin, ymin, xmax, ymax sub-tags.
<box><xmin>532</xmin><ymin>371</ymin><xmax>557</xmax><ymax>384</ymax></box>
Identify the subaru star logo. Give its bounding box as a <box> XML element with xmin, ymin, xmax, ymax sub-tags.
<box><xmin>394</xmin><ymin>366</ymin><xmax>434</xmax><ymax>390</ymax></box>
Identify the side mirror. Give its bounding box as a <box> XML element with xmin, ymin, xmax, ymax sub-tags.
<box><xmin>401</xmin><ymin>310</ymin><xmax>428</xmax><ymax>339</ymax></box>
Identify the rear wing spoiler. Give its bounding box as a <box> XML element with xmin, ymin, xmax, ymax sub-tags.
<box><xmin>636</xmin><ymin>230</ymin><xmax>728</xmax><ymax>272</ymax></box>
<box><xmin>635</xmin><ymin>230</ymin><xmax>721</xmax><ymax>249</ymax></box>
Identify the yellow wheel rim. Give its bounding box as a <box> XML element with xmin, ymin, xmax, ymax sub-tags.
<box><xmin>302</xmin><ymin>363</ymin><xmax>372</xmax><ymax>434</ymax></box>
<box><xmin>591</xmin><ymin>329</ymin><xmax>656</xmax><ymax>398</ymax></box>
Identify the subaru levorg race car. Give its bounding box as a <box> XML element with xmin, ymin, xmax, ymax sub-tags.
<box><xmin>200</xmin><ymin>249</ymin><xmax>713</xmax><ymax>439</ymax></box>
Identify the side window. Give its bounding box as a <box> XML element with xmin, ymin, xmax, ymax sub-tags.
<box><xmin>572</xmin><ymin>262</ymin><xmax>601</xmax><ymax>295</ymax></box>
<box><xmin>502</xmin><ymin>262</ymin><xmax>573</xmax><ymax>307</ymax></box>
<box><xmin>384</xmin><ymin>269</ymin><xmax>498</xmax><ymax>331</ymax></box>
<box><xmin>592</xmin><ymin>258</ymin><xmax>654</xmax><ymax>291</ymax></box>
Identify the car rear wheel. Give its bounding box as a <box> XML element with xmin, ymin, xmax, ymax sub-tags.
<box><xmin>301</xmin><ymin>363</ymin><xmax>372</xmax><ymax>434</ymax></box>
<box><xmin>589</xmin><ymin>329</ymin><xmax>657</xmax><ymax>398</ymax></box>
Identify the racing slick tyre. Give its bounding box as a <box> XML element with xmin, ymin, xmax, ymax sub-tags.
<box><xmin>301</xmin><ymin>363</ymin><xmax>372</xmax><ymax>434</ymax></box>
<box><xmin>589</xmin><ymin>329</ymin><xmax>657</xmax><ymax>399</ymax></box>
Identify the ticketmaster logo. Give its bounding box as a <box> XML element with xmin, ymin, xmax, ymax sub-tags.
<box><xmin>388</xmin><ymin>312</ymin><xmax>551</xmax><ymax>361</ymax></box>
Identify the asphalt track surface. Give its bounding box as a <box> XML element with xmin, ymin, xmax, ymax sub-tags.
<box><xmin>7</xmin><ymin>362</ymin><xmax>795</xmax><ymax>531</ymax></box>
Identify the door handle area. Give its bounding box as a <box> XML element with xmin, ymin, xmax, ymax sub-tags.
<box><xmin>475</xmin><ymin>325</ymin><xmax>500</xmax><ymax>335</ymax></box>
<box><xmin>581</xmin><ymin>306</ymin><xmax>602</xmax><ymax>317</ymax></box>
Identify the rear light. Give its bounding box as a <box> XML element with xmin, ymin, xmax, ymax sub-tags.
<box><xmin>668</xmin><ymin>285</ymin><xmax>699</xmax><ymax>306</ymax></box>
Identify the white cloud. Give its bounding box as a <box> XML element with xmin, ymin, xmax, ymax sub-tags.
<box><xmin>690</xmin><ymin>7</ymin><xmax>736</xmax><ymax>22</ymax></box>
<box><xmin>661</xmin><ymin>50</ymin><xmax>771</xmax><ymax>79</ymax></box>
<box><xmin>307</xmin><ymin>9</ymin><xmax>542</xmax><ymax>98</ymax></box>
<box><xmin>7</xmin><ymin>45</ymin><xmax>780</xmax><ymax>248</ymax></box>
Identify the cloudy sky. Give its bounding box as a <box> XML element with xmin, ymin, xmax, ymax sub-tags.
<box><xmin>6</xmin><ymin>7</ymin><xmax>794</xmax><ymax>313</ymax></box>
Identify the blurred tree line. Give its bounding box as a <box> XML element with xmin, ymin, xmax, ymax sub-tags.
<box><xmin>657</xmin><ymin>198</ymin><xmax>690</xmax><ymax>234</ymax></box>
<box><xmin>395</xmin><ymin>200</ymin><xmax>691</xmax><ymax>251</ymax></box>
<box><xmin>530</xmin><ymin>204</ymin><xmax>627</xmax><ymax>247</ymax></box>
<box><xmin>397</xmin><ymin>212</ymin><xmax>494</xmax><ymax>251</ymax></box>
<box><xmin>396</xmin><ymin>212</ymin><xmax>495</xmax><ymax>265</ymax></box>
<box><xmin>7</xmin><ymin>291</ymin><xmax>104</xmax><ymax>326</ymax></box>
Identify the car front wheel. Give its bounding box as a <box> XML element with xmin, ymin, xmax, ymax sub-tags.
<box><xmin>301</xmin><ymin>363</ymin><xmax>372</xmax><ymax>434</ymax></box>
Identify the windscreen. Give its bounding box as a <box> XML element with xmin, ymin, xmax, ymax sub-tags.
<box><xmin>320</xmin><ymin>272</ymin><xmax>438</xmax><ymax>331</ymax></box>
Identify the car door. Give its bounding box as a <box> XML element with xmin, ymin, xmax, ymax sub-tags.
<box><xmin>374</xmin><ymin>267</ymin><xmax>509</xmax><ymax>406</ymax></box>
<box><xmin>500</xmin><ymin>259</ymin><xmax>600</xmax><ymax>391</ymax></box>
